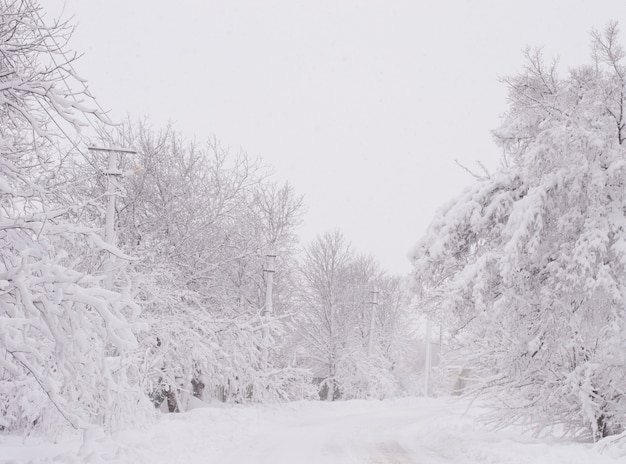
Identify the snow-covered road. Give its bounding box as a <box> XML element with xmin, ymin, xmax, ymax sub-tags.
<box><xmin>1</xmin><ymin>397</ymin><xmax>625</xmax><ymax>463</ymax></box>
<box><xmin>219</xmin><ymin>400</ymin><xmax>451</xmax><ymax>463</ymax></box>
<box><xmin>216</xmin><ymin>398</ymin><xmax>623</xmax><ymax>464</ymax></box>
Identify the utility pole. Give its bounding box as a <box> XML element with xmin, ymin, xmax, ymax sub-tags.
<box><xmin>367</xmin><ymin>290</ymin><xmax>379</xmax><ymax>357</ymax></box>
<box><xmin>261</xmin><ymin>251</ymin><xmax>276</xmax><ymax>369</ymax></box>
<box><xmin>424</xmin><ymin>317</ymin><xmax>432</xmax><ymax>397</ymax></box>
<box><xmin>88</xmin><ymin>146</ymin><xmax>138</xmax><ymax>285</ymax></box>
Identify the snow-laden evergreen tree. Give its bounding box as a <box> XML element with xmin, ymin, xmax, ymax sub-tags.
<box><xmin>0</xmin><ymin>1</ymin><xmax>152</xmax><ymax>436</ymax></box>
<box><xmin>410</xmin><ymin>23</ymin><xmax>626</xmax><ymax>440</ymax></box>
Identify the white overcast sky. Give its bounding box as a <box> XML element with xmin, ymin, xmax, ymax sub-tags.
<box><xmin>47</xmin><ymin>1</ymin><xmax>626</xmax><ymax>275</ymax></box>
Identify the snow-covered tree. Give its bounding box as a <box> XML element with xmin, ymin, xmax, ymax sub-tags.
<box><xmin>295</xmin><ymin>230</ymin><xmax>412</xmax><ymax>400</ymax></box>
<box><xmin>295</xmin><ymin>230</ymin><xmax>359</xmax><ymax>400</ymax></box>
<box><xmin>410</xmin><ymin>23</ymin><xmax>626</xmax><ymax>440</ymax></box>
<box><xmin>0</xmin><ymin>1</ymin><xmax>152</xmax><ymax>436</ymax></box>
<box><xmin>95</xmin><ymin>121</ymin><xmax>307</xmax><ymax>409</ymax></box>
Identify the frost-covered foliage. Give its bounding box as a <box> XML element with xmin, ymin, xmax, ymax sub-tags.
<box><xmin>295</xmin><ymin>231</ymin><xmax>414</xmax><ymax>400</ymax></box>
<box><xmin>410</xmin><ymin>24</ymin><xmax>626</xmax><ymax>440</ymax></box>
<box><xmin>0</xmin><ymin>1</ymin><xmax>152</xmax><ymax>437</ymax></box>
<box><xmin>95</xmin><ymin>122</ymin><xmax>308</xmax><ymax>408</ymax></box>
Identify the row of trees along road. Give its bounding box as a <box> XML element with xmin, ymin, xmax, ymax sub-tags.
<box><xmin>0</xmin><ymin>0</ymin><xmax>153</xmax><ymax>436</ymax></box>
<box><xmin>411</xmin><ymin>23</ymin><xmax>626</xmax><ymax>441</ymax></box>
<box><xmin>96</xmin><ymin>122</ymin><xmax>418</xmax><ymax>410</ymax></box>
<box><xmin>95</xmin><ymin>120</ymin><xmax>310</xmax><ymax>410</ymax></box>
<box><xmin>0</xmin><ymin>1</ymin><xmax>418</xmax><ymax>437</ymax></box>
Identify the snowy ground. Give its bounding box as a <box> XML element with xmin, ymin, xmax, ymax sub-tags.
<box><xmin>1</xmin><ymin>397</ymin><xmax>625</xmax><ymax>463</ymax></box>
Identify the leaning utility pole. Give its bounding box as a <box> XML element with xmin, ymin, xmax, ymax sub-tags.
<box><xmin>367</xmin><ymin>289</ymin><xmax>379</xmax><ymax>357</ymax></box>
<box><xmin>261</xmin><ymin>251</ymin><xmax>276</xmax><ymax>369</ymax></box>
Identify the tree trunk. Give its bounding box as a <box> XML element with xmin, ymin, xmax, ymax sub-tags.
<box><xmin>166</xmin><ymin>389</ymin><xmax>179</xmax><ymax>413</ymax></box>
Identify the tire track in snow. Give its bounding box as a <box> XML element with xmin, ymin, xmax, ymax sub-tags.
<box><xmin>367</xmin><ymin>440</ymin><xmax>416</xmax><ymax>464</ymax></box>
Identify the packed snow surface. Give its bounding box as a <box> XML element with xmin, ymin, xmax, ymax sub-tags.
<box><xmin>1</xmin><ymin>397</ymin><xmax>625</xmax><ymax>463</ymax></box>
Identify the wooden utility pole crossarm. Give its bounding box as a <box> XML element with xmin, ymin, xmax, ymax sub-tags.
<box><xmin>88</xmin><ymin>145</ymin><xmax>138</xmax><ymax>154</ymax></box>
